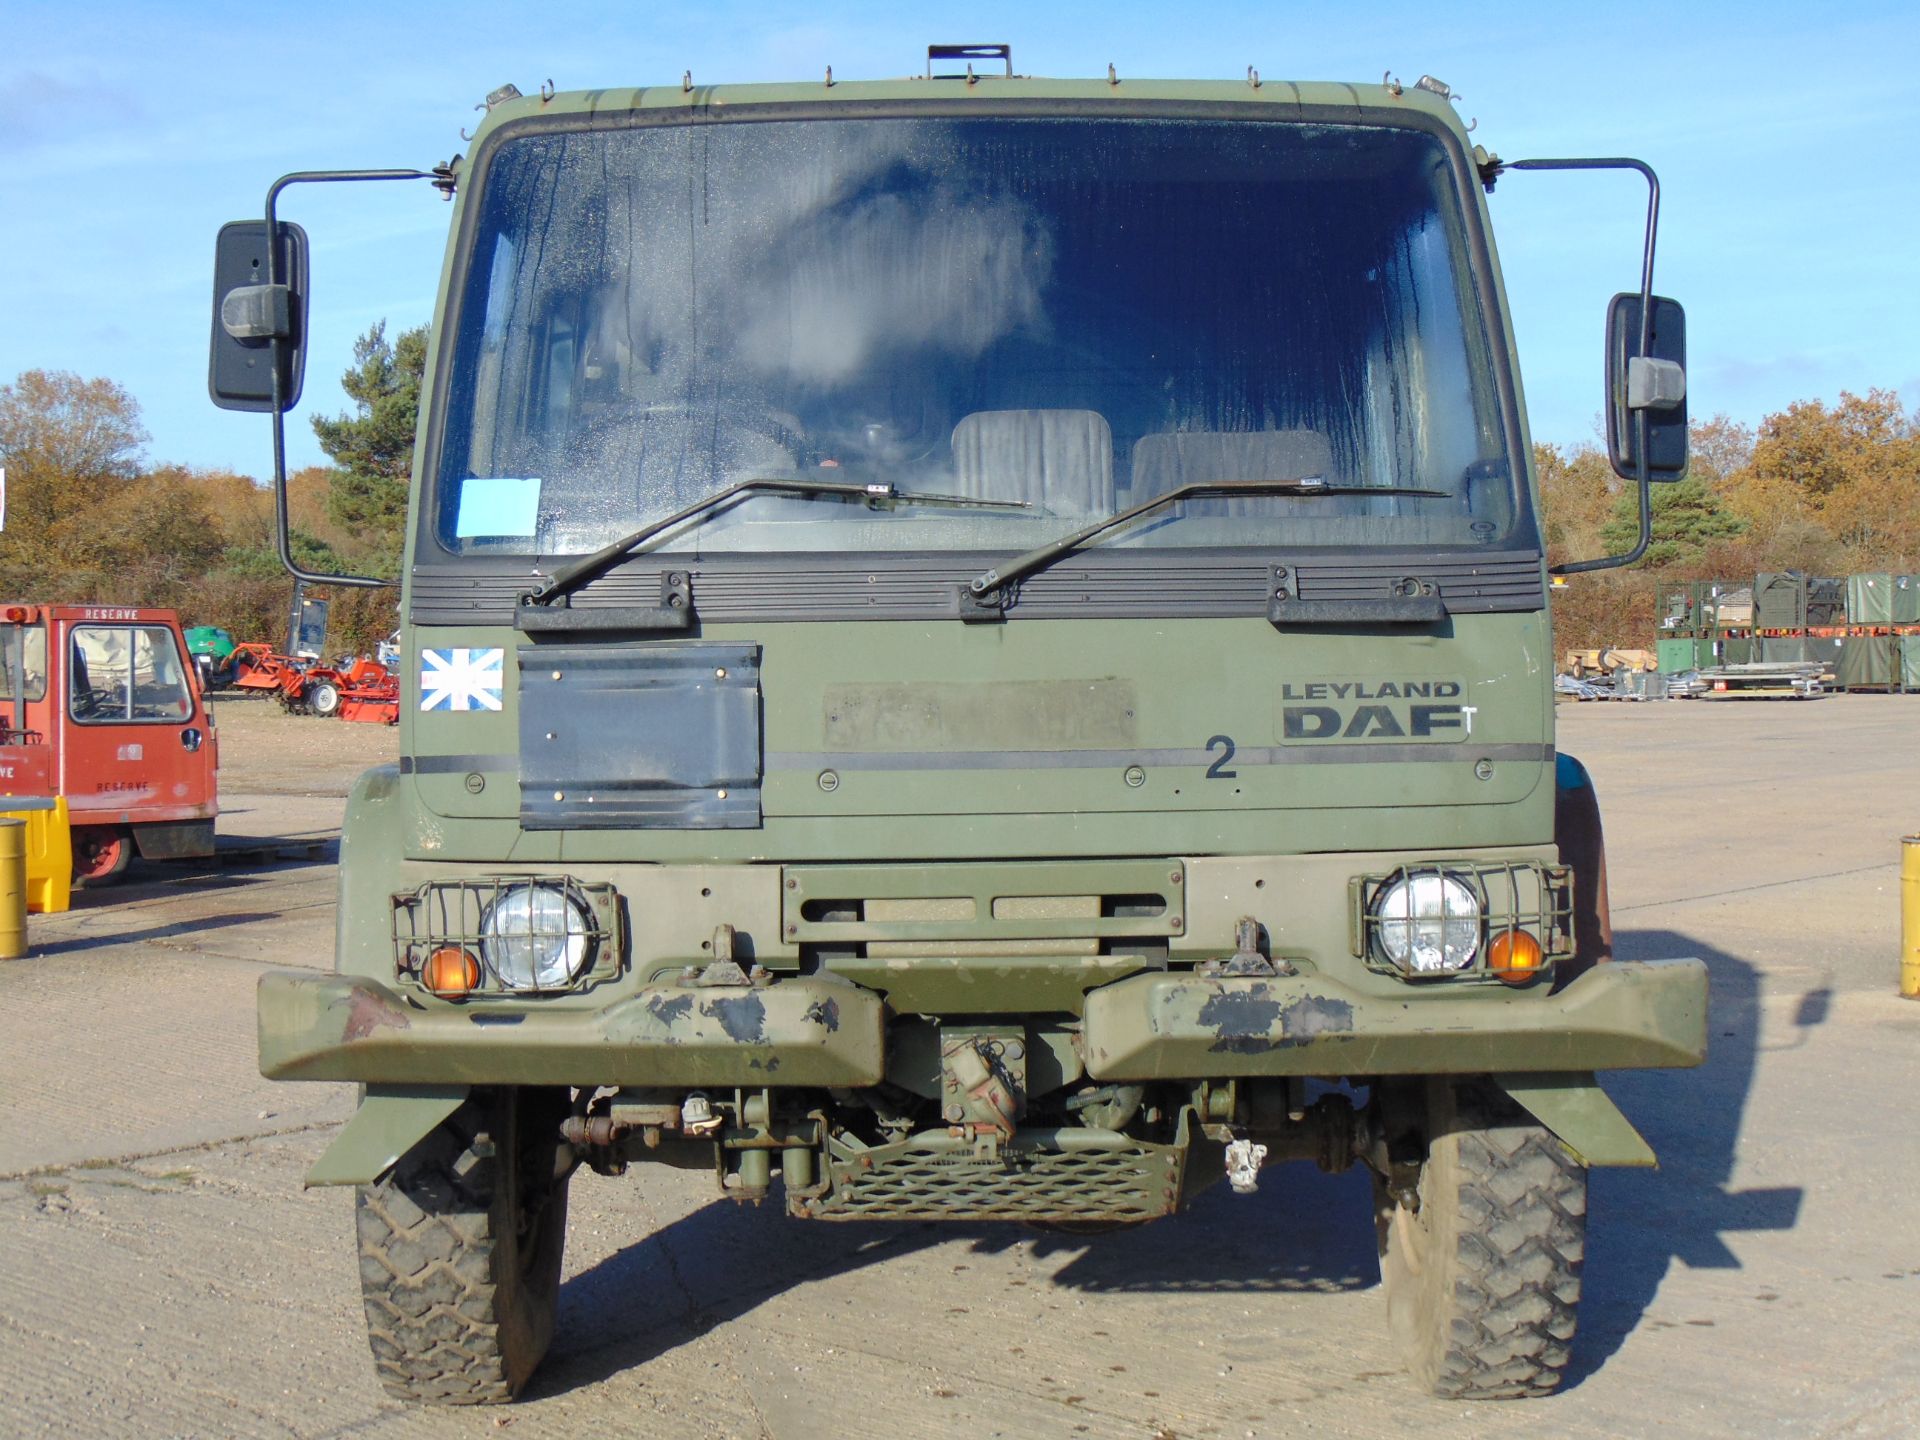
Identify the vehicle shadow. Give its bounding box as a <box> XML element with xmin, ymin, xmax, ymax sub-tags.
<box><xmin>1565</xmin><ymin>926</ymin><xmax>1801</xmax><ymax>1387</ymax></box>
<box><xmin>538</xmin><ymin>1147</ymin><xmax>1376</xmax><ymax>1398</ymax></box>
<box><xmin>536</xmin><ymin>926</ymin><xmax>1788</xmax><ymax>1399</ymax></box>
<box><xmin>27</xmin><ymin>909</ymin><xmax>281</xmax><ymax>957</ymax></box>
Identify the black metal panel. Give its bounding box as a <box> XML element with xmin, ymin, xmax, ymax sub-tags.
<box><xmin>413</xmin><ymin>551</ymin><xmax>1545</xmax><ymax>626</ymax></box>
<box><xmin>518</xmin><ymin>643</ymin><xmax>761</xmax><ymax>830</ymax></box>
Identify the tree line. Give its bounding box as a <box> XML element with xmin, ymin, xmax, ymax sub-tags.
<box><xmin>0</xmin><ymin>322</ymin><xmax>425</xmax><ymax>657</ymax></box>
<box><xmin>2</xmin><ymin>331</ymin><xmax>1913</xmax><ymax>658</ymax></box>
<box><xmin>1539</xmin><ymin>390</ymin><xmax>1918</xmax><ymax>651</ymax></box>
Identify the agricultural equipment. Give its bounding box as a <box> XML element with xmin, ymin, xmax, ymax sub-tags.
<box><xmin>230</xmin><ymin>642</ymin><xmax>398</xmax><ymax>720</ymax></box>
<box><xmin>313</xmin><ymin>656</ymin><xmax>399</xmax><ymax>724</ymax></box>
<box><xmin>0</xmin><ymin>604</ymin><xmax>217</xmax><ymax>884</ymax></box>
<box><xmin>229</xmin><ymin>641</ymin><xmax>310</xmax><ymax>704</ymax></box>
<box><xmin>217</xmin><ymin>54</ymin><xmax>1706</xmax><ymax>1403</ymax></box>
<box><xmin>185</xmin><ymin>625</ymin><xmax>239</xmax><ymax>688</ymax></box>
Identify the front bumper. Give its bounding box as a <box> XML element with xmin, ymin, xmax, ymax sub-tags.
<box><xmin>258</xmin><ymin>972</ymin><xmax>886</xmax><ymax>1087</ymax></box>
<box><xmin>1084</xmin><ymin>958</ymin><xmax>1707</xmax><ymax>1077</ymax></box>
<box><xmin>260</xmin><ymin>957</ymin><xmax>1706</xmax><ymax>1087</ymax></box>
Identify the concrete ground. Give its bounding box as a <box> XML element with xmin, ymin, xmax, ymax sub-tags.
<box><xmin>2</xmin><ymin>694</ymin><xmax>1916</xmax><ymax>1439</ymax></box>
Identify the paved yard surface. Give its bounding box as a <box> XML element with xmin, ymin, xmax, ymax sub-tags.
<box><xmin>2</xmin><ymin>695</ymin><xmax>1916</xmax><ymax>1438</ymax></box>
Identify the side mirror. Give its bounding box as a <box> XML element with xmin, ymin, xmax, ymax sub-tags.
<box><xmin>1605</xmin><ymin>293</ymin><xmax>1688</xmax><ymax>481</ymax></box>
<box><xmin>208</xmin><ymin>220</ymin><xmax>309</xmax><ymax>412</ymax></box>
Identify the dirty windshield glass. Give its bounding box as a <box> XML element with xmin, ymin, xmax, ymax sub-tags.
<box><xmin>435</xmin><ymin>115</ymin><xmax>1514</xmax><ymax>557</ymax></box>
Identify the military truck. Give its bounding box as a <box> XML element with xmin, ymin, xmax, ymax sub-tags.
<box><xmin>211</xmin><ymin>49</ymin><xmax>1704</xmax><ymax>1403</ymax></box>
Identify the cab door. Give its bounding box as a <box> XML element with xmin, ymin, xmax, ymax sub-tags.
<box><xmin>59</xmin><ymin>619</ymin><xmax>215</xmax><ymax>829</ymax></box>
<box><xmin>0</xmin><ymin>615</ymin><xmax>54</xmax><ymax>798</ymax></box>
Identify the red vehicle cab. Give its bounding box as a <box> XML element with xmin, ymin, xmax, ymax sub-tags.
<box><xmin>0</xmin><ymin>604</ymin><xmax>218</xmax><ymax>884</ymax></box>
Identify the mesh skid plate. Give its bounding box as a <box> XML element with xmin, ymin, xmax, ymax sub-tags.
<box><xmin>797</xmin><ymin>1128</ymin><xmax>1187</xmax><ymax>1222</ymax></box>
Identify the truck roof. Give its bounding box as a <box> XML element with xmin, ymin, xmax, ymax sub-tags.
<box><xmin>467</xmin><ymin>73</ymin><xmax>1476</xmax><ymax>148</ymax></box>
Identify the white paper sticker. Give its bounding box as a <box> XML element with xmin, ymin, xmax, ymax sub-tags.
<box><xmin>455</xmin><ymin>477</ymin><xmax>541</xmax><ymax>538</ymax></box>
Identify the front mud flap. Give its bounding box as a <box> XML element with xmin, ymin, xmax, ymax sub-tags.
<box><xmin>305</xmin><ymin>1085</ymin><xmax>469</xmax><ymax>1188</ymax></box>
<box><xmin>1496</xmin><ymin>1070</ymin><xmax>1657</xmax><ymax>1167</ymax></box>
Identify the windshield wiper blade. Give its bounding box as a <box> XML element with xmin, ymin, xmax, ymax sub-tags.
<box><xmin>529</xmin><ymin>477</ymin><xmax>1034</xmax><ymax>605</ymax></box>
<box><xmin>966</xmin><ymin>478</ymin><xmax>1450</xmax><ymax>598</ymax></box>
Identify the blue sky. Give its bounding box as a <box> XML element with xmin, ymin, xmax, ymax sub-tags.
<box><xmin>3</xmin><ymin>0</ymin><xmax>1915</xmax><ymax>477</ymax></box>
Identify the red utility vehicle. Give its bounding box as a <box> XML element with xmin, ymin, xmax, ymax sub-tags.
<box><xmin>0</xmin><ymin>604</ymin><xmax>218</xmax><ymax>884</ymax></box>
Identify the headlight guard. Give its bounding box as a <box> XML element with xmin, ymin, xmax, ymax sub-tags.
<box><xmin>393</xmin><ymin>876</ymin><xmax>621</xmax><ymax>996</ymax></box>
<box><xmin>1350</xmin><ymin>862</ymin><xmax>1574</xmax><ymax>983</ymax></box>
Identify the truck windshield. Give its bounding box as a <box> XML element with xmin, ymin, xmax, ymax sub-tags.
<box><xmin>435</xmin><ymin>114</ymin><xmax>1514</xmax><ymax>558</ymax></box>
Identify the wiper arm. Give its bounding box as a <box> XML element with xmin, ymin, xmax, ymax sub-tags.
<box><xmin>966</xmin><ymin>478</ymin><xmax>1450</xmax><ymax>597</ymax></box>
<box><xmin>529</xmin><ymin>477</ymin><xmax>1033</xmax><ymax>605</ymax></box>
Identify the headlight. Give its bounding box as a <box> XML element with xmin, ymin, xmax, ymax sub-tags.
<box><xmin>1372</xmin><ymin>873</ymin><xmax>1481</xmax><ymax>974</ymax></box>
<box><xmin>480</xmin><ymin>883</ymin><xmax>597</xmax><ymax>990</ymax></box>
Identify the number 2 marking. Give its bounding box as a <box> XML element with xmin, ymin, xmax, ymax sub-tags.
<box><xmin>1205</xmin><ymin>734</ymin><xmax>1238</xmax><ymax>779</ymax></box>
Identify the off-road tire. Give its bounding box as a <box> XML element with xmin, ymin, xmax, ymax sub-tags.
<box><xmin>355</xmin><ymin>1089</ymin><xmax>572</xmax><ymax>1404</ymax></box>
<box><xmin>307</xmin><ymin>680</ymin><xmax>341</xmax><ymax>717</ymax></box>
<box><xmin>1382</xmin><ymin>1082</ymin><xmax>1586</xmax><ymax>1399</ymax></box>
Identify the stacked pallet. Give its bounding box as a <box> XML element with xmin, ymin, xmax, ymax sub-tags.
<box><xmin>1656</xmin><ymin>579</ymin><xmax>1755</xmax><ymax>673</ymax></box>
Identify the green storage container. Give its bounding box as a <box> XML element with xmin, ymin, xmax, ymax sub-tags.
<box><xmin>1903</xmin><ymin>634</ymin><xmax>1920</xmax><ymax>692</ymax></box>
<box><xmin>1837</xmin><ymin>634</ymin><xmax>1895</xmax><ymax>690</ymax></box>
<box><xmin>1807</xmin><ymin>577</ymin><xmax>1847</xmax><ymax>626</ymax></box>
<box><xmin>1847</xmin><ymin>574</ymin><xmax>1895</xmax><ymax>626</ymax></box>
<box><xmin>1810</xmin><ymin>635</ymin><xmax>1846</xmax><ymax>678</ymax></box>
<box><xmin>1656</xmin><ymin>638</ymin><xmax>1699</xmax><ymax>673</ymax></box>
<box><xmin>1760</xmin><ymin>637</ymin><xmax>1809</xmax><ymax>664</ymax></box>
<box><xmin>1893</xmin><ymin>575</ymin><xmax>1920</xmax><ymax>626</ymax></box>
<box><xmin>1754</xmin><ymin>571</ymin><xmax>1807</xmax><ymax>631</ymax></box>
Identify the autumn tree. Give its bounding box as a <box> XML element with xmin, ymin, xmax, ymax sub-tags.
<box><xmin>1737</xmin><ymin>390</ymin><xmax>1920</xmax><ymax>565</ymax></box>
<box><xmin>1685</xmin><ymin>413</ymin><xmax>1756</xmax><ymax>487</ymax></box>
<box><xmin>0</xmin><ymin>370</ymin><xmax>149</xmax><ymax>588</ymax></box>
<box><xmin>1533</xmin><ymin>441</ymin><xmax>1617</xmax><ymax>568</ymax></box>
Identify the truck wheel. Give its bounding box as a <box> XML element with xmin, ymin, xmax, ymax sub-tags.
<box><xmin>308</xmin><ymin>680</ymin><xmax>342</xmax><ymax>717</ymax></box>
<box><xmin>72</xmin><ymin>827</ymin><xmax>132</xmax><ymax>887</ymax></box>
<box><xmin>355</xmin><ymin>1089</ymin><xmax>573</xmax><ymax>1404</ymax></box>
<box><xmin>1381</xmin><ymin>1082</ymin><xmax>1585</xmax><ymax>1399</ymax></box>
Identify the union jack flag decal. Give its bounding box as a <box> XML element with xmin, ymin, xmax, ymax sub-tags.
<box><xmin>419</xmin><ymin>647</ymin><xmax>504</xmax><ymax>712</ymax></box>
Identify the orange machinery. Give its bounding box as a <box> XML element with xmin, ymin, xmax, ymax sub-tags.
<box><xmin>0</xmin><ymin>604</ymin><xmax>218</xmax><ymax>885</ymax></box>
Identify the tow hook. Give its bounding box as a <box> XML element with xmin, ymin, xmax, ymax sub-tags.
<box><xmin>1225</xmin><ymin>1136</ymin><xmax>1270</xmax><ymax>1194</ymax></box>
<box><xmin>1199</xmin><ymin>916</ymin><xmax>1296</xmax><ymax>978</ymax></box>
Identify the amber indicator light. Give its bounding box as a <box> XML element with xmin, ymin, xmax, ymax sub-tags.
<box><xmin>423</xmin><ymin>946</ymin><xmax>481</xmax><ymax>997</ymax></box>
<box><xmin>1488</xmin><ymin>929</ymin><xmax>1546</xmax><ymax>985</ymax></box>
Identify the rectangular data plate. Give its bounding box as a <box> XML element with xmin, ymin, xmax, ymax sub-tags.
<box><xmin>519</xmin><ymin>642</ymin><xmax>761</xmax><ymax>829</ymax></box>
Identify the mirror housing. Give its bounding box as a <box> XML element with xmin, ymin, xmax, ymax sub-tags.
<box><xmin>208</xmin><ymin>220</ymin><xmax>308</xmax><ymax>412</ymax></box>
<box><xmin>1605</xmin><ymin>293</ymin><xmax>1688</xmax><ymax>481</ymax></box>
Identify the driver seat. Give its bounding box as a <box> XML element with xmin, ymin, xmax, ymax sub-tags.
<box><xmin>951</xmin><ymin>410</ymin><xmax>1113</xmax><ymax>516</ymax></box>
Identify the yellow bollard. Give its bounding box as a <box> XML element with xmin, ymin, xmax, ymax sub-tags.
<box><xmin>1903</xmin><ymin>835</ymin><xmax>1920</xmax><ymax>1000</ymax></box>
<box><xmin>0</xmin><ymin>818</ymin><xmax>26</xmax><ymax>960</ymax></box>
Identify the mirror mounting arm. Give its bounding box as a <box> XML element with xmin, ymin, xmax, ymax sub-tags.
<box><xmin>261</xmin><ymin>168</ymin><xmax>437</xmax><ymax>590</ymax></box>
<box><xmin>1502</xmin><ymin>158</ymin><xmax>1668</xmax><ymax>577</ymax></box>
